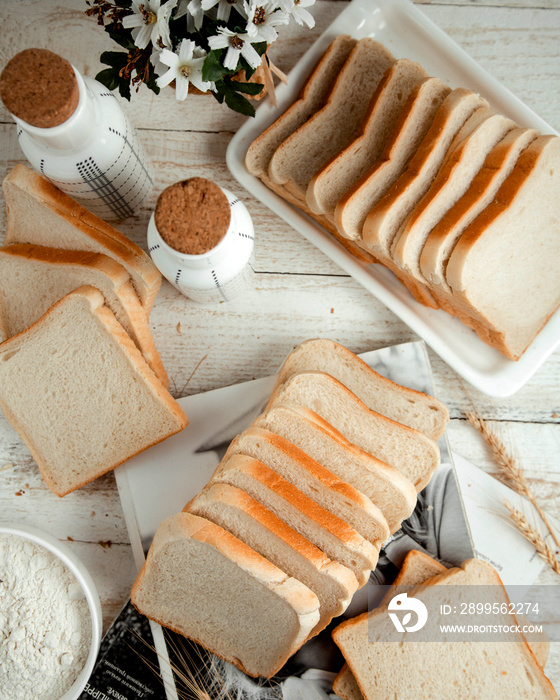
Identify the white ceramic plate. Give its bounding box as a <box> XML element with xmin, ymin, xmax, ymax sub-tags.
<box><xmin>226</xmin><ymin>0</ymin><xmax>560</xmax><ymax>397</ymax></box>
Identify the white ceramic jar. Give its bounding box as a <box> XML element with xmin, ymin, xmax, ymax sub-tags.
<box><xmin>148</xmin><ymin>187</ymin><xmax>255</xmax><ymax>304</ymax></box>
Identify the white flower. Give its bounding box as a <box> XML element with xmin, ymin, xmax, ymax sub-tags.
<box><xmin>156</xmin><ymin>39</ymin><xmax>214</xmax><ymax>100</ymax></box>
<box><xmin>244</xmin><ymin>1</ymin><xmax>289</xmax><ymax>42</ymax></box>
<box><xmin>202</xmin><ymin>0</ymin><xmax>244</xmax><ymax>22</ymax></box>
<box><xmin>278</xmin><ymin>0</ymin><xmax>315</xmax><ymax>28</ymax></box>
<box><xmin>208</xmin><ymin>28</ymin><xmax>262</xmax><ymax>71</ymax></box>
<box><xmin>122</xmin><ymin>0</ymin><xmax>178</xmax><ymax>50</ymax></box>
<box><xmin>174</xmin><ymin>0</ymin><xmax>189</xmax><ymax>17</ymax></box>
<box><xmin>185</xmin><ymin>0</ymin><xmax>205</xmax><ymax>30</ymax></box>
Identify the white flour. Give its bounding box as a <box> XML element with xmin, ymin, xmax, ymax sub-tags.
<box><xmin>0</xmin><ymin>533</ymin><xmax>92</xmax><ymax>700</ymax></box>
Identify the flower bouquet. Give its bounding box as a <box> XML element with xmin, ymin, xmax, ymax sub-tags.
<box><xmin>85</xmin><ymin>0</ymin><xmax>316</xmax><ymax>116</ymax></box>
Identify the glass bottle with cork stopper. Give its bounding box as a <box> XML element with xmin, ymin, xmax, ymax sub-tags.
<box><xmin>0</xmin><ymin>48</ymin><xmax>153</xmax><ymax>221</ymax></box>
<box><xmin>147</xmin><ymin>177</ymin><xmax>255</xmax><ymax>303</ymax></box>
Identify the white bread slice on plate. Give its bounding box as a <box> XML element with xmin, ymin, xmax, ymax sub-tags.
<box><xmin>212</xmin><ymin>453</ymin><xmax>379</xmax><ymax>587</ymax></box>
<box><xmin>254</xmin><ymin>404</ymin><xmax>416</xmax><ymax>535</ymax></box>
<box><xmin>420</xmin><ymin>127</ymin><xmax>539</xmax><ymax>307</ymax></box>
<box><xmin>131</xmin><ymin>512</ymin><xmax>320</xmax><ymax>678</ymax></box>
<box><xmin>306</xmin><ymin>58</ymin><xmax>428</xmax><ymax>220</ymax></box>
<box><xmin>268</xmin><ymin>39</ymin><xmax>395</xmax><ymax>201</ymax></box>
<box><xmin>223</xmin><ymin>427</ymin><xmax>389</xmax><ymax>545</ymax></box>
<box><xmin>445</xmin><ymin>134</ymin><xmax>560</xmax><ymax>360</ymax></box>
<box><xmin>0</xmin><ymin>286</ymin><xmax>187</xmax><ymax>496</ymax></box>
<box><xmin>187</xmin><ymin>484</ymin><xmax>359</xmax><ymax>637</ymax></box>
<box><xmin>269</xmin><ymin>371</ymin><xmax>440</xmax><ymax>492</ymax></box>
<box><xmin>267</xmin><ymin>338</ymin><xmax>449</xmax><ymax>440</ymax></box>
<box><xmin>390</xmin><ymin>109</ymin><xmax>517</xmax><ymax>308</ymax></box>
<box><xmin>245</xmin><ymin>34</ymin><xmax>357</xmax><ymax>179</ymax></box>
<box><xmin>335</xmin><ymin>78</ymin><xmax>451</xmax><ymax>243</ymax></box>
<box><xmin>334</xmin><ymin>550</ymin><xmax>447</xmax><ymax>700</ymax></box>
<box><xmin>361</xmin><ymin>89</ymin><xmax>488</xmax><ymax>267</ymax></box>
<box><xmin>332</xmin><ymin>559</ymin><xmax>557</xmax><ymax>699</ymax></box>
<box><xmin>3</xmin><ymin>164</ymin><xmax>161</xmax><ymax>313</ymax></box>
<box><xmin>0</xmin><ymin>244</ymin><xmax>168</xmax><ymax>387</ymax></box>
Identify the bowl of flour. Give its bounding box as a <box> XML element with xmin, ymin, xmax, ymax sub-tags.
<box><xmin>0</xmin><ymin>522</ymin><xmax>102</xmax><ymax>700</ymax></box>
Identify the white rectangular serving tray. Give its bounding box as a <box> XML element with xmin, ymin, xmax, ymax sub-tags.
<box><xmin>226</xmin><ymin>0</ymin><xmax>560</xmax><ymax>397</ymax></box>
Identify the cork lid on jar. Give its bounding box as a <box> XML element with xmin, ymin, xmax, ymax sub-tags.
<box><xmin>0</xmin><ymin>49</ymin><xmax>79</xmax><ymax>129</ymax></box>
<box><xmin>155</xmin><ymin>177</ymin><xmax>232</xmax><ymax>255</ymax></box>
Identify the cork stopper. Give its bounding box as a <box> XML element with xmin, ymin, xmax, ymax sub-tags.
<box><xmin>155</xmin><ymin>178</ymin><xmax>231</xmax><ymax>255</ymax></box>
<box><xmin>0</xmin><ymin>49</ymin><xmax>79</xmax><ymax>128</ymax></box>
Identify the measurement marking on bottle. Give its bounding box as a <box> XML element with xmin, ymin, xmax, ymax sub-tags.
<box><xmin>229</xmin><ymin>198</ymin><xmax>240</xmax><ymax>207</ymax></box>
<box><xmin>149</xmin><ymin>244</ymin><xmax>160</xmax><ymax>253</ymax></box>
<box><xmin>237</xmin><ymin>232</ymin><xmax>254</xmax><ymax>241</ymax></box>
<box><xmin>211</xmin><ymin>270</ymin><xmax>228</xmax><ymax>302</ymax></box>
<box><xmin>109</xmin><ymin>126</ymin><xmax>154</xmax><ymax>186</ymax></box>
<box><xmin>175</xmin><ymin>269</ymin><xmax>182</xmax><ymax>285</ymax></box>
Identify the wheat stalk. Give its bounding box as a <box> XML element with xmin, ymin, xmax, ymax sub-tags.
<box><xmin>504</xmin><ymin>501</ymin><xmax>560</xmax><ymax>576</ymax></box>
<box><xmin>466</xmin><ymin>411</ymin><xmax>560</xmax><ymax>551</ymax></box>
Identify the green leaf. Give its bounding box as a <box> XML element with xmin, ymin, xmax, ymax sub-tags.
<box><xmin>118</xmin><ymin>79</ymin><xmax>131</xmax><ymax>101</ymax></box>
<box><xmin>231</xmin><ymin>81</ymin><xmax>264</xmax><ymax>96</ymax></box>
<box><xmin>144</xmin><ymin>63</ymin><xmax>161</xmax><ymax>95</ymax></box>
<box><xmin>100</xmin><ymin>50</ymin><xmax>129</xmax><ymax>68</ymax></box>
<box><xmin>106</xmin><ymin>25</ymin><xmax>136</xmax><ymax>51</ymax></box>
<box><xmin>95</xmin><ymin>67</ymin><xmax>120</xmax><ymax>91</ymax></box>
<box><xmin>202</xmin><ymin>49</ymin><xmax>239</xmax><ymax>82</ymax></box>
<box><xmin>223</xmin><ymin>89</ymin><xmax>255</xmax><ymax>117</ymax></box>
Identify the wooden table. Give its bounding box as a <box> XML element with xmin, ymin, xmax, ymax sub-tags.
<box><xmin>1</xmin><ymin>0</ymin><xmax>559</xmax><ymax>693</ymax></box>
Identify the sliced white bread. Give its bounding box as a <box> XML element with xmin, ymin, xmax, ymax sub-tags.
<box><xmin>390</xmin><ymin>109</ymin><xmax>517</xmax><ymax>307</ymax></box>
<box><xmin>3</xmin><ymin>164</ymin><xmax>161</xmax><ymax>313</ymax></box>
<box><xmin>269</xmin><ymin>371</ymin><xmax>440</xmax><ymax>492</ymax></box>
<box><xmin>332</xmin><ymin>559</ymin><xmax>557</xmax><ymax>699</ymax></box>
<box><xmin>306</xmin><ymin>58</ymin><xmax>428</xmax><ymax>220</ymax></box>
<box><xmin>0</xmin><ymin>244</ymin><xmax>168</xmax><ymax>386</ymax></box>
<box><xmin>245</xmin><ymin>34</ymin><xmax>357</xmax><ymax>179</ymax></box>
<box><xmin>131</xmin><ymin>512</ymin><xmax>320</xmax><ymax>678</ymax></box>
<box><xmin>420</xmin><ymin>127</ymin><xmax>539</xmax><ymax>305</ymax></box>
<box><xmin>268</xmin><ymin>39</ymin><xmax>395</xmax><ymax>200</ymax></box>
<box><xmin>445</xmin><ymin>134</ymin><xmax>560</xmax><ymax>360</ymax></box>
<box><xmin>254</xmin><ymin>404</ymin><xmax>416</xmax><ymax>534</ymax></box>
<box><xmin>361</xmin><ymin>89</ymin><xmax>488</xmax><ymax>264</ymax></box>
<box><xmin>0</xmin><ymin>286</ymin><xmax>187</xmax><ymax>496</ymax></box>
<box><xmin>268</xmin><ymin>338</ymin><xmax>449</xmax><ymax>440</ymax></box>
<box><xmin>212</xmin><ymin>454</ymin><xmax>378</xmax><ymax>587</ymax></box>
<box><xmin>223</xmin><ymin>427</ymin><xmax>389</xmax><ymax>545</ymax></box>
<box><xmin>334</xmin><ymin>78</ymin><xmax>451</xmax><ymax>243</ymax></box>
<box><xmin>188</xmin><ymin>483</ymin><xmax>359</xmax><ymax>637</ymax></box>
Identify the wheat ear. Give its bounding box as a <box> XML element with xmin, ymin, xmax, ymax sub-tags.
<box><xmin>504</xmin><ymin>501</ymin><xmax>560</xmax><ymax>576</ymax></box>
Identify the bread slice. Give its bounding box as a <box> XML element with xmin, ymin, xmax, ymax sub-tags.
<box><xmin>245</xmin><ymin>35</ymin><xmax>357</xmax><ymax>179</ymax></box>
<box><xmin>268</xmin><ymin>39</ymin><xmax>395</xmax><ymax>200</ymax></box>
<box><xmin>188</xmin><ymin>484</ymin><xmax>359</xmax><ymax>637</ymax></box>
<box><xmin>0</xmin><ymin>244</ymin><xmax>168</xmax><ymax>386</ymax></box>
<box><xmin>306</xmin><ymin>58</ymin><xmax>428</xmax><ymax>220</ymax></box>
<box><xmin>335</xmin><ymin>78</ymin><xmax>451</xmax><ymax>243</ymax></box>
<box><xmin>419</xmin><ymin>127</ymin><xmax>539</xmax><ymax>303</ymax></box>
<box><xmin>212</xmin><ymin>454</ymin><xmax>378</xmax><ymax>587</ymax></box>
<box><xmin>131</xmin><ymin>512</ymin><xmax>320</xmax><ymax>678</ymax></box>
<box><xmin>269</xmin><ymin>371</ymin><xmax>440</xmax><ymax>492</ymax></box>
<box><xmin>361</xmin><ymin>89</ymin><xmax>488</xmax><ymax>264</ymax></box>
<box><xmin>444</xmin><ymin>135</ymin><xmax>560</xmax><ymax>360</ymax></box>
<box><xmin>332</xmin><ymin>559</ymin><xmax>556</xmax><ymax>699</ymax></box>
<box><xmin>0</xmin><ymin>286</ymin><xmax>187</xmax><ymax>496</ymax></box>
<box><xmin>3</xmin><ymin>165</ymin><xmax>161</xmax><ymax>312</ymax></box>
<box><xmin>267</xmin><ymin>338</ymin><xmax>449</xmax><ymax>440</ymax></box>
<box><xmin>254</xmin><ymin>404</ymin><xmax>416</xmax><ymax>534</ymax></box>
<box><xmin>223</xmin><ymin>427</ymin><xmax>389</xmax><ymax>545</ymax></box>
<box><xmin>390</xmin><ymin>110</ymin><xmax>517</xmax><ymax>307</ymax></box>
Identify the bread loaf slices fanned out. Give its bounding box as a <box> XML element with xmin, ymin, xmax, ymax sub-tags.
<box><xmin>361</xmin><ymin>89</ymin><xmax>488</xmax><ymax>266</ymax></box>
<box><xmin>268</xmin><ymin>39</ymin><xmax>395</xmax><ymax>201</ymax></box>
<box><xmin>332</xmin><ymin>559</ymin><xmax>557</xmax><ymax>699</ymax></box>
<box><xmin>3</xmin><ymin>165</ymin><xmax>161</xmax><ymax>313</ymax></box>
<box><xmin>0</xmin><ymin>286</ymin><xmax>187</xmax><ymax>496</ymax></box>
<box><xmin>445</xmin><ymin>134</ymin><xmax>560</xmax><ymax>360</ymax></box>
<box><xmin>255</xmin><ymin>404</ymin><xmax>416</xmax><ymax>534</ymax></box>
<box><xmin>0</xmin><ymin>244</ymin><xmax>168</xmax><ymax>386</ymax></box>
<box><xmin>268</xmin><ymin>338</ymin><xmax>449</xmax><ymax>440</ymax></box>
<box><xmin>187</xmin><ymin>484</ymin><xmax>359</xmax><ymax>638</ymax></box>
<box><xmin>390</xmin><ymin>109</ymin><xmax>517</xmax><ymax>307</ymax></box>
<box><xmin>306</xmin><ymin>58</ymin><xmax>428</xmax><ymax>220</ymax></box>
<box><xmin>420</xmin><ymin>127</ymin><xmax>539</xmax><ymax>304</ymax></box>
<box><xmin>335</xmin><ymin>78</ymin><xmax>451</xmax><ymax>243</ymax></box>
<box><xmin>212</xmin><ymin>454</ymin><xmax>378</xmax><ymax>587</ymax></box>
<box><xmin>223</xmin><ymin>427</ymin><xmax>390</xmax><ymax>545</ymax></box>
<box><xmin>245</xmin><ymin>34</ymin><xmax>357</xmax><ymax>179</ymax></box>
<box><xmin>269</xmin><ymin>371</ymin><xmax>440</xmax><ymax>491</ymax></box>
<box><xmin>131</xmin><ymin>512</ymin><xmax>320</xmax><ymax>678</ymax></box>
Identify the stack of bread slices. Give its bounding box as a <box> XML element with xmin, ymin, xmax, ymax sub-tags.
<box><xmin>246</xmin><ymin>36</ymin><xmax>560</xmax><ymax>361</ymax></box>
<box><xmin>132</xmin><ymin>338</ymin><xmax>449</xmax><ymax>678</ymax></box>
<box><xmin>0</xmin><ymin>165</ymin><xmax>188</xmax><ymax>496</ymax></box>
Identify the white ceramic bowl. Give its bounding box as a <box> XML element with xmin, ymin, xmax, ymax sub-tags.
<box><xmin>0</xmin><ymin>522</ymin><xmax>103</xmax><ymax>700</ymax></box>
